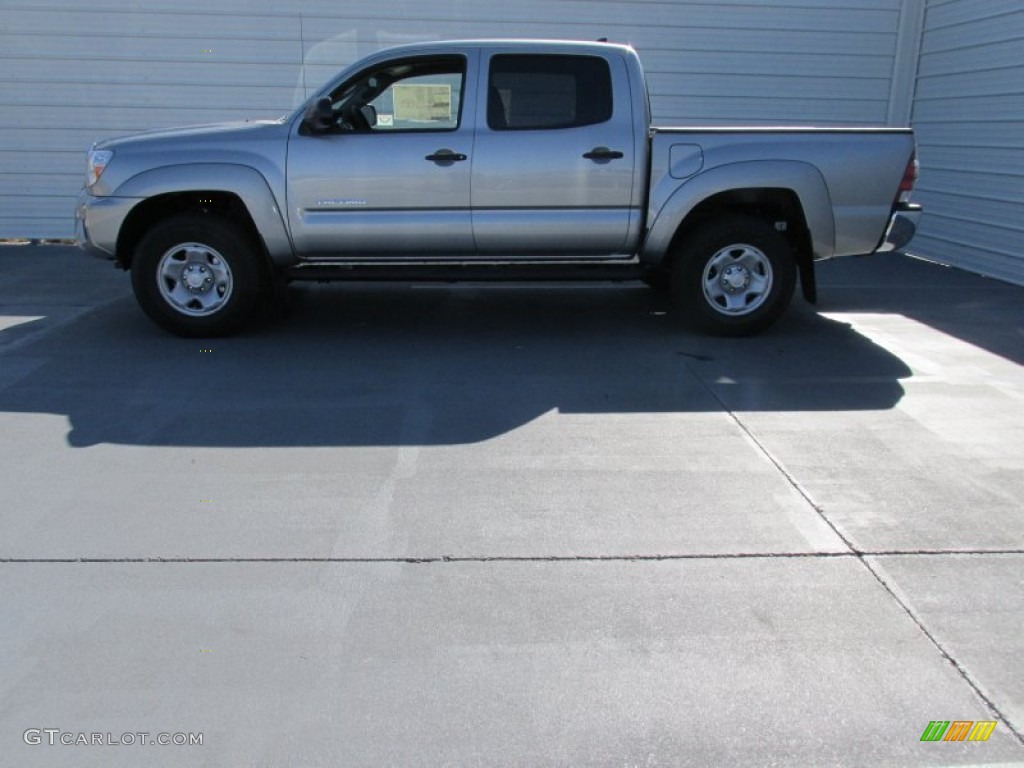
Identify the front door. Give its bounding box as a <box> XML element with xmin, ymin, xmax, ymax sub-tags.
<box><xmin>287</xmin><ymin>54</ymin><xmax>475</xmax><ymax>258</ymax></box>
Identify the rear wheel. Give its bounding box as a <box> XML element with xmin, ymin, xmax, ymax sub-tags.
<box><xmin>671</xmin><ymin>215</ymin><xmax>796</xmax><ymax>336</ymax></box>
<box><xmin>131</xmin><ymin>214</ymin><xmax>265</xmax><ymax>337</ymax></box>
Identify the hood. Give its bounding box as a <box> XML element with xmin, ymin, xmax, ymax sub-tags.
<box><xmin>95</xmin><ymin>119</ymin><xmax>288</xmax><ymax>151</ymax></box>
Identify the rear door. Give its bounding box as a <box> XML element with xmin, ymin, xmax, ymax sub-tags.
<box><xmin>471</xmin><ymin>51</ymin><xmax>639</xmax><ymax>258</ymax></box>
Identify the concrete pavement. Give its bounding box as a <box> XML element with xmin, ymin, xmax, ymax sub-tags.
<box><xmin>1</xmin><ymin>244</ymin><xmax>1022</xmax><ymax>766</ymax></box>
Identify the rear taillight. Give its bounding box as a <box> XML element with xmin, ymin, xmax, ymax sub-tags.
<box><xmin>897</xmin><ymin>152</ymin><xmax>918</xmax><ymax>204</ymax></box>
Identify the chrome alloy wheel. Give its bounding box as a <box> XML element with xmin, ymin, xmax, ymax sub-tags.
<box><xmin>156</xmin><ymin>242</ymin><xmax>234</xmax><ymax>317</ymax></box>
<box><xmin>701</xmin><ymin>243</ymin><xmax>774</xmax><ymax>316</ymax></box>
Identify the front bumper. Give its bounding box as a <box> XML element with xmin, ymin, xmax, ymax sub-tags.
<box><xmin>876</xmin><ymin>203</ymin><xmax>922</xmax><ymax>253</ymax></box>
<box><xmin>74</xmin><ymin>189</ymin><xmax>138</xmax><ymax>261</ymax></box>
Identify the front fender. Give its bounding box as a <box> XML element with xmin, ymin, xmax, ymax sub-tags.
<box><xmin>641</xmin><ymin>160</ymin><xmax>835</xmax><ymax>266</ymax></box>
<box><xmin>114</xmin><ymin>164</ymin><xmax>295</xmax><ymax>265</ymax></box>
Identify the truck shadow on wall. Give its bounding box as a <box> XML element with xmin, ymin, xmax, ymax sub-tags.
<box><xmin>0</xmin><ymin>283</ymin><xmax>911</xmax><ymax>448</ymax></box>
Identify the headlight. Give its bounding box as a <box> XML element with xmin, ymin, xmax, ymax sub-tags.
<box><xmin>86</xmin><ymin>149</ymin><xmax>113</xmax><ymax>188</ymax></box>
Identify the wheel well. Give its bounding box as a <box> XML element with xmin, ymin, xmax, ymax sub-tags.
<box><xmin>115</xmin><ymin>191</ymin><xmax>266</xmax><ymax>270</ymax></box>
<box><xmin>666</xmin><ymin>188</ymin><xmax>816</xmax><ymax>302</ymax></box>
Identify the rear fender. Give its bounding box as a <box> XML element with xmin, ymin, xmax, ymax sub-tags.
<box><xmin>641</xmin><ymin>160</ymin><xmax>835</xmax><ymax>267</ymax></box>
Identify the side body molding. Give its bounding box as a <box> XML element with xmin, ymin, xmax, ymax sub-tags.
<box><xmin>114</xmin><ymin>164</ymin><xmax>295</xmax><ymax>265</ymax></box>
<box><xmin>641</xmin><ymin>160</ymin><xmax>836</xmax><ymax>266</ymax></box>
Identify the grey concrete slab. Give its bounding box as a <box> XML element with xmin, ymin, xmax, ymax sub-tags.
<box><xmin>3</xmin><ymin>559</ymin><xmax>1022</xmax><ymax>767</ymax></box>
<box><xmin>869</xmin><ymin>554</ymin><xmax>1024</xmax><ymax>738</ymax></box>
<box><xmin>696</xmin><ymin>255</ymin><xmax>1024</xmax><ymax>552</ymax></box>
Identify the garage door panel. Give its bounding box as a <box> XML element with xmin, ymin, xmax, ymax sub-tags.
<box><xmin>910</xmin><ymin>0</ymin><xmax>1024</xmax><ymax>285</ymax></box>
<box><xmin>916</xmin><ymin>168</ymin><xmax>1024</xmax><ymax>204</ymax></box>
<box><xmin>916</xmin><ymin>68</ymin><xmax>1024</xmax><ymax>100</ymax></box>
<box><xmin>924</xmin><ymin>0</ymin><xmax>1023</xmax><ymax>29</ymax></box>
<box><xmin>920</xmin><ymin>9</ymin><xmax>1024</xmax><ymax>54</ymax></box>
<box><xmin>911</xmin><ymin>122</ymin><xmax>1024</xmax><ymax>149</ymax></box>
<box><xmin>0</xmin><ymin>33</ymin><xmax>301</xmax><ymax>65</ymax></box>
<box><xmin>917</xmin><ymin>38</ymin><xmax>1023</xmax><ymax>78</ymax></box>
<box><xmin>913</xmin><ymin>94</ymin><xmax>1024</xmax><ymax>122</ymax></box>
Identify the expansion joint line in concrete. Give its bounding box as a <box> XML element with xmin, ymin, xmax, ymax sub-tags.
<box><xmin>3</xmin><ymin>551</ymin><xmax>1024</xmax><ymax>564</ymax></box>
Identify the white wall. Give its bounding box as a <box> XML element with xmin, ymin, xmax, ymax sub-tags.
<box><xmin>909</xmin><ymin>0</ymin><xmax>1024</xmax><ymax>286</ymax></box>
<box><xmin>1</xmin><ymin>0</ymin><xmax>905</xmax><ymax>239</ymax></box>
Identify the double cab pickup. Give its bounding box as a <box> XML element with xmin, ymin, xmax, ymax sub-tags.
<box><xmin>75</xmin><ymin>39</ymin><xmax>921</xmax><ymax>337</ymax></box>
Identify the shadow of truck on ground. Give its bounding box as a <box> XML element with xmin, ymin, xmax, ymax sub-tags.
<box><xmin>0</xmin><ymin>282</ymin><xmax>911</xmax><ymax>448</ymax></box>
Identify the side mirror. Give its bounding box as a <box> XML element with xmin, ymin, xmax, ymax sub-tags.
<box><xmin>302</xmin><ymin>97</ymin><xmax>335</xmax><ymax>134</ymax></box>
<box><xmin>359</xmin><ymin>104</ymin><xmax>378</xmax><ymax>128</ymax></box>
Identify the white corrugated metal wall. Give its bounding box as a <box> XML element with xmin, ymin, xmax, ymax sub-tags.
<box><xmin>0</xmin><ymin>0</ymin><xmax>907</xmax><ymax>239</ymax></box>
<box><xmin>909</xmin><ymin>0</ymin><xmax>1024</xmax><ymax>286</ymax></box>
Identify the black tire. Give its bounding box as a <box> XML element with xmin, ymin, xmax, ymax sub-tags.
<box><xmin>131</xmin><ymin>214</ymin><xmax>266</xmax><ymax>337</ymax></box>
<box><xmin>670</xmin><ymin>214</ymin><xmax>796</xmax><ymax>336</ymax></box>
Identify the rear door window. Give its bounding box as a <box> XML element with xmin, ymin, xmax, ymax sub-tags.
<box><xmin>487</xmin><ymin>55</ymin><xmax>613</xmax><ymax>131</ymax></box>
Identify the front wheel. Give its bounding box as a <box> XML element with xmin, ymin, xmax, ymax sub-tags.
<box><xmin>131</xmin><ymin>214</ymin><xmax>264</xmax><ymax>337</ymax></box>
<box><xmin>671</xmin><ymin>215</ymin><xmax>796</xmax><ymax>336</ymax></box>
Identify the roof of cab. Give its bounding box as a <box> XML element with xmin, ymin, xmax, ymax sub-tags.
<box><xmin>369</xmin><ymin>38</ymin><xmax>636</xmax><ymax>57</ymax></box>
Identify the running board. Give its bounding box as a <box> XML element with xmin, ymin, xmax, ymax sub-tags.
<box><xmin>285</xmin><ymin>261</ymin><xmax>649</xmax><ymax>283</ymax></box>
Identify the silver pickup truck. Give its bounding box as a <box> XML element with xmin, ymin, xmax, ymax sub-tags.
<box><xmin>75</xmin><ymin>39</ymin><xmax>921</xmax><ymax>337</ymax></box>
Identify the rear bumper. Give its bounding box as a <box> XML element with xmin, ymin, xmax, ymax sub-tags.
<box><xmin>876</xmin><ymin>203</ymin><xmax>922</xmax><ymax>253</ymax></box>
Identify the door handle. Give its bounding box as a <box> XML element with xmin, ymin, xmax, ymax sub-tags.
<box><xmin>426</xmin><ymin>149</ymin><xmax>467</xmax><ymax>163</ymax></box>
<box><xmin>583</xmin><ymin>147</ymin><xmax>624</xmax><ymax>161</ymax></box>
